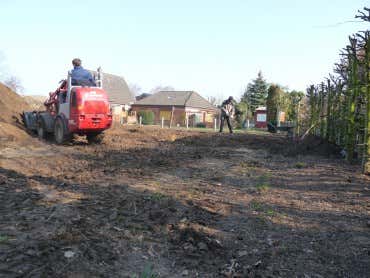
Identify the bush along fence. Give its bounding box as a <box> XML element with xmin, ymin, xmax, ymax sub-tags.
<box><xmin>137</xmin><ymin>111</ymin><xmax>155</xmax><ymax>125</ymax></box>
<box><xmin>306</xmin><ymin>7</ymin><xmax>370</xmax><ymax>173</ymax></box>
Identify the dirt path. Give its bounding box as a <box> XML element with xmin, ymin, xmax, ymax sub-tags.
<box><xmin>0</xmin><ymin>126</ymin><xmax>369</xmax><ymax>277</ymax></box>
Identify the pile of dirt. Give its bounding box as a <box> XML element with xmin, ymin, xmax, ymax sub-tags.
<box><xmin>0</xmin><ymin>83</ymin><xmax>30</xmax><ymax>123</ymax></box>
<box><xmin>23</xmin><ymin>95</ymin><xmax>46</xmax><ymax>110</ymax></box>
<box><xmin>290</xmin><ymin>135</ymin><xmax>343</xmax><ymax>158</ymax></box>
<box><xmin>0</xmin><ymin>83</ymin><xmax>32</xmax><ymax>144</ymax></box>
<box><xmin>0</xmin><ymin>122</ymin><xmax>30</xmax><ymax>144</ymax></box>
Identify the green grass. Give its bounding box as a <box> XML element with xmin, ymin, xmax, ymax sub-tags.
<box><xmin>0</xmin><ymin>235</ymin><xmax>9</xmax><ymax>243</ymax></box>
<box><xmin>239</xmin><ymin>160</ymin><xmax>262</xmax><ymax>168</ymax></box>
<box><xmin>250</xmin><ymin>201</ymin><xmax>276</xmax><ymax>217</ymax></box>
<box><xmin>266</xmin><ymin>209</ymin><xmax>275</xmax><ymax>216</ymax></box>
<box><xmin>150</xmin><ymin>192</ymin><xmax>167</xmax><ymax>201</ymax></box>
<box><xmin>116</xmin><ymin>215</ymin><xmax>125</xmax><ymax>222</ymax></box>
<box><xmin>250</xmin><ymin>200</ymin><xmax>264</xmax><ymax>211</ymax></box>
<box><xmin>295</xmin><ymin>162</ymin><xmax>307</xmax><ymax>169</ymax></box>
<box><xmin>133</xmin><ymin>124</ymin><xmax>272</xmax><ymax>135</ymax></box>
<box><xmin>256</xmin><ymin>183</ymin><xmax>270</xmax><ymax>192</ymax></box>
<box><xmin>132</xmin><ymin>264</ymin><xmax>159</xmax><ymax>278</ymax></box>
<box><xmin>255</xmin><ymin>174</ymin><xmax>271</xmax><ymax>192</ymax></box>
<box><xmin>151</xmin><ymin>181</ymin><xmax>161</xmax><ymax>187</ymax></box>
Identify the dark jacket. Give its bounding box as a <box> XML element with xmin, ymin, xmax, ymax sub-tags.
<box><xmin>71</xmin><ymin>66</ymin><xmax>96</xmax><ymax>86</ymax></box>
<box><xmin>221</xmin><ymin>99</ymin><xmax>235</xmax><ymax>117</ymax></box>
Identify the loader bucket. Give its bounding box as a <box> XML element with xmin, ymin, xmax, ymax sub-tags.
<box><xmin>22</xmin><ymin>111</ymin><xmax>38</xmax><ymax>131</ymax></box>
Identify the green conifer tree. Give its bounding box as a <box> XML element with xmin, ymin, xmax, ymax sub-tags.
<box><xmin>241</xmin><ymin>71</ymin><xmax>268</xmax><ymax>113</ymax></box>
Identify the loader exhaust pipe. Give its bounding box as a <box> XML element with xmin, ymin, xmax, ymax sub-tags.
<box><xmin>96</xmin><ymin>67</ymin><xmax>103</xmax><ymax>88</ymax></box>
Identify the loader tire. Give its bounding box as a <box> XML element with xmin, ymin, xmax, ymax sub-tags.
<box><xmin>37</xmin><ymin>118</ymin><xmax>47</xmax><ymax>140</ymax></box>
<box><xmin>54</xmin><ymin>117</ymin><xmax>71</xmax><ymax>145</ymax></box>
<box><xmin>87</xmin><ymin>132</ymin><xmax>104</xmax><ymax>144</ymax></box>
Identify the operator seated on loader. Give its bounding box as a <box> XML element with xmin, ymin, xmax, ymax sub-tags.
<box><xmin>71</xmin><ymin>58</ymin><xmax>96</xmax><ymax>87</ymax></box>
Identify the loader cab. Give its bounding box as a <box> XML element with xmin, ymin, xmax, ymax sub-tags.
<box><xmin>63</xmin><ymin>68</ymin><xmax>112</xmax><ymax>133</ymax></box>
<box><xmin>58</xmin><ymin>68</ymin><xmax>104</xmax><ymax>119</ymax></box>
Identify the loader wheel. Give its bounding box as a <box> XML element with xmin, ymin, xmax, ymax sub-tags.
<box><xmin>54</xmin><ymin>117</ymin><xmax>71</xmax><ymax>145</ymax></box>
<box><xmin>37</xmin><ymin>118</ymin><xmax>47</xmax><ymax>139</ymax></box>
<box><xmin>87</xmin><ymin>132</ymin><xmax>104</xmax><ymax>144</ymax></box>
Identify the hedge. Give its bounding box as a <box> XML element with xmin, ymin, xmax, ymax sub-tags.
<box><xmin>137</xmin><ymin>111</ymin><xmax>155</xmax><ymax>125</ymax></box>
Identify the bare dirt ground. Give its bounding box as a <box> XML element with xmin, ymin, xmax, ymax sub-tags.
<box><xmin>0</xmin><ymin>126</ymin><xmax>369</xmax><ymax>277</ymax></box>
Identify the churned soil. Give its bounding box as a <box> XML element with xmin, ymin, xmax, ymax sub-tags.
<box><xmin>0</xmin><ymin>126</ymin><xmax>369</xmax><ymax>277</ymax></box>
<box><xmin>0</xmin><ymin>83</ymin><xmax>35</xmax><ymax>146</ymax></box>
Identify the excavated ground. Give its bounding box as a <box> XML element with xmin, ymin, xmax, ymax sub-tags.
<box><xmin>0</xmin><ymin>126</ymin><xmax>369</xmax><ymax>277</ymax></box>
<box><xmin>0</xmin><ymin>83</ymin><xmax>38</xmax><ymax>146</ymax></box>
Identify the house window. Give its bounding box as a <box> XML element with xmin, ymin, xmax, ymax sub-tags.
<box><xmin>160</xmin><ymin>111</ymin><xmax>171</xmax><ymax>120</ymax></box>
<box><xmin>257</xmin><ymin>113</ymin><xmax>266</xmax><ymax>122</ymax></box>
<box><xmin>205</xmin><ymin>113</ymin><xmax>213</xmax><ymax>122</ymax></box>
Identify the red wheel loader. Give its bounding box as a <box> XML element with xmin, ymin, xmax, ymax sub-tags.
<box><xmin>22</xmin><ymin>68</ymin><xmax>112</xmax><ymax>144</ymax></box>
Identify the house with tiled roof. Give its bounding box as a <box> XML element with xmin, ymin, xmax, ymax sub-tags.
<box><xmin>89</xmin><ymin>70</ymin><xmax>135</xmax><ymax>122</ymax></box>
<box><xmin>89</xmin><ymin>70</ymin><xmax>135</xmax><ymax>106</ymax></box>
<box><xmin>131</xmin><ymin>91</ymin><xmax>220</xmax><ymax>127</ymax></box>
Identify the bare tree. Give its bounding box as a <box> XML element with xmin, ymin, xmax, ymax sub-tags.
<box><xmin>150</xmin><ymin>85</ymin><xmax>175</xmax><ymax>94</ymax></box>
<box><xmin>207</xmin><ymin>95</ymin><xmax>223</xmax><ymax>106</ymax></box>
<box><xmin>208</xmin><ymin>96</ymin><xmax>217</xmax><ymax>105</ymax></box>
<box><xmin>0</xmin><ymin>51</ymin><xmax>24</xmax><ymax>94</ymax></box>
<box><xmin>4</xmin><ymin>76</ymin><xmax>24</xmax><ymax>94</ymax></box>
<box><xmin>128</xmin><ymin>83</ymin><xmax>142</xmax><ymax>96</ymax></box>
<box><xmin>355</xmin><ymin>7</ymin><xmax>370</xmax><ymax>22</ymax></box>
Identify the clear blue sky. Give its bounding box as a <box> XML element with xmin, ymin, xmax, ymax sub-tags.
<box><xmin>0</xmin><ymin>0</ymin><xmax>369</xmax><ymax>99</ymax></box>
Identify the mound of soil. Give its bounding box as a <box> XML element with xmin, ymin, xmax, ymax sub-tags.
<box><xmin>0</xmin><ymin>83</ymin><xmax>30</xmax><ymax>124</ymax></box>
<box><xmin>23</xmin><ymin>95</ymin><xmax>46</xmax><ymax>110</ymax></box>
<box><xmin>0</xmin><ymin>122</ymin><xmax>30</xmax><ymax>144</ymax></box>
<box><xmin>292</xmin><ymin>135</ymin><xmax>343</xmax><ymax>158</ymax></box>
<box><xmin>0</xmin><ymin>83</ymin><xmax>32</xmax><ymax>143</ymax></box>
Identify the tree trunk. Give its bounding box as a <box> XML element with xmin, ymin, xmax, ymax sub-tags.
<box><xmin>345</xmin><ymin>43</ymin><xmax>359</xmax><ymax>163</ymax></box>
<box><xmin>363</xmin><ymin>35</ymin><xmax>370</xmax><ymax>174</ymax></box>
<box><xmin>326</xmin><ymin>80</ymin><xmax>334</xmax><ymax>142</ymax></box>
<box><xmin>319</xmin><ymin>83</ymin><xmax>326</xmax><ymax>138</ymax></box>
<box><xmin>296</xmin><ymin>99</ymin><xmax>301</xmax><ymax>137</ymax></box>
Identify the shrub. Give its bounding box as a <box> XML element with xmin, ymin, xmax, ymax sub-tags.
<box><xmin>255</xmin><ymin>174</ymin><xmax>271</xmax><ymax>192</ymax></box>
<box><xmin>295</xmin><ymin>162</ymin><xmax>307</xmax><ymax>169</ymax></box>
<box><xmin>267</xmin><ymin>121</ymin><xmax>277</xmax><ymax>133</ymax></box>
<box><xmin>256</xmin><ymin>183</ymin><xmax>270</xmax><ymax>192</ymax></box>
<box><xmin>0</xmin><ymin>235</ymin><xmax>9</xmax><ymax>243</ymax></box>
<box><xmin>196</xmin><ymin>122</ymin><xmax>206</xmax><ymax>128</ymax></box>
<box><xmin>137</xmin><ymin>111</ymin><xmax>155</xmax><ymax>125</ymax></box>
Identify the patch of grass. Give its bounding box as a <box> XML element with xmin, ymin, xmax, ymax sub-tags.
<box><xmin>0</xmin><ymin>235</ymin><xmax>9</xmax><ymax>243</ymax></box>
<box><xmin>295</xmin><ymin>162</ymin><xmax>307</xmax><ymax>169</ymax></box>
<box><xmin>151</xmin><ymin>192</ymin><xmax>167</xmax><ymax>201</ymax></box>
<box><xmin>250</xmin><ymin>200</ymin><xmax>264</xmax><ymax>211</ymax></box>
<box><xmin>185</xmin><ymin>188</ymin><xmax>200</xmax><ymax>199</ymax></box>
<box><xmin>151</xmin><ymin>181</ymin><xmax>161</xmax><ymax>187</ymax></box>
<box><xmin>256</xmin><ymin>183</ymin><xmax>270</xmax><ymax>192</ymax></box>
<box><xmin>250</xmin><ymin>201</ymin><xmax>276</xmax><ymax>217</ymax></box>
<box><xmin>239</xmin><ymin>160</ymin><xmax>262</xmax><ymax>168</ymax></box>
<box><xmin>132</xmin><ymin>264</ymin><xmax>159</xmax><ymax>278</ymax></box>
<box><xmin>276</xmin><ymin>244</ymin><xmax>289</xmax><ymax>255</ymax></box>
<box><xmin>255</xmin><ymin>174</ymin><xmax>271</xmax><ymax>192</ymax></box>
<box><xmin>245</xmin><ymin>128</ymin><xmax>271</xmax><ymax>135</ymax></box>
<box><xmin>256</xmin><ymin>215</ymin><xmax>269</xmax><ymax>224</ymax></box>
<box><xmin>116</xmin><ymin>215</ymin><xmax>125</xmax><ymax>222</ymax></box>
<box><xmin>239</xmin><ymin>162</ymin><xmax>249</xmax><ymax>168</ymax></box>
